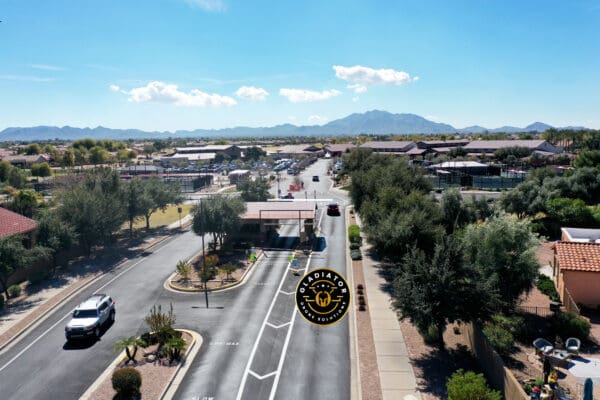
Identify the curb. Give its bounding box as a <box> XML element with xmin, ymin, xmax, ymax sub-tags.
<box><xmin>0</xmin><ymin>231</ymin><xmax>176</xmax><ymax>354</ymax></box>
<box><xmin>346</xmin><ymin>206</ymin><xmax>363</xmax><ymax>400</ymax></box>
<box><xmin>164</xmin><ymin>250</ymin><xmax>265</xmax><ymax>294</ymax></box>
<box><xmin>160</xmin><ymin>329</ymin><xmax>202</xmax><ymax>400</ymax></box>
<box><xmin>79</xmin><ymin>329</ymin><xmax>203</xmax><ymax>400</ymax></box>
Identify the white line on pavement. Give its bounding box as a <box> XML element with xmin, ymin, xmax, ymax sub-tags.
<box><xmin>235</xmin><ymin>254</ymin><xmax>294</xmax><ymax>400</ymax></box>
<box><xmin>268</xmin><ymin>251</ymin><xmax>313</xmax><ymax>400</ymax></box>
<box><xmin>0</xmin><ymin>237</ymin><xmax>175</xmax><ymax>373</ymax></box>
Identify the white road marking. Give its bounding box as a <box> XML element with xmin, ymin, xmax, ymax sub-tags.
<box><xmin>0</xmin><ymin>235</ymin><xmax>182</xmax><ymax>373</ymax></box>
<box><xmin>248</xmin><ymin>370</ymin><xmax>277</xmax><ymax>380</ymax></box>
<box><xmin>278</xmin><ymin>290</ymin><xmax>294</xmax><ymax>296</ymax></box>
<box><xmin>266</xmin><ymin>322</ymin><xmax>290</xmax><ymax>329</ymax></box>
<box><xmin>268</xmin><ymin>251</ymin><xmax>313</xmax><ymax>400</ymax></box>
<box><xmin>235</xmin><ymin>253</ymin><xmax>295</xmax><ymax>400</ymax></box>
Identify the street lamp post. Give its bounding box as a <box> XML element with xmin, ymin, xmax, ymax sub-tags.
<box><xmin>199</xmin><ymin>198</ymin><xmax>209</xmax><ymax>308</ymax></box>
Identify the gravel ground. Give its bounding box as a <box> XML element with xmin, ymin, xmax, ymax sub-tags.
<box><xmin>87</xmin><ymin>331</ymin><xmax>192</xmax><ymax>400</ymax></box>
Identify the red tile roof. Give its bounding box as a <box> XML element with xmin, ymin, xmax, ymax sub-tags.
<box><xmin>555</xmin><ymin>242</ymin><xmax>600</xmax><ymax>272</ymax></box>
<box><xmin>0</xmin><ymin>207</ymin><xmax>38</xmax><ymax>238</ymax></box>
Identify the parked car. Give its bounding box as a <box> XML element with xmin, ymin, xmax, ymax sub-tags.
<box><xmin>65</xmin><ymin>294</ymin><xmax>115</xmax><ymax>341</ymax></box>
<box><xmin>312</xmin><ymin>175</ymin><xmax>320</xmax><ymax>182</ymax></box>
<box><xmin>327</xmin><ymin>203</ymin><xmax>340</xmax><ymax>216</ymax></box>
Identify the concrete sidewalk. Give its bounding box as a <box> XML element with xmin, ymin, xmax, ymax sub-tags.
<box><xmin>359</xmin><ymin>238</ymin><xmax>421</xmax><ymax>399</ymax></box>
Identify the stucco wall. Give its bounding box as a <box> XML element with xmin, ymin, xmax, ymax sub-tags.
<box><xmin>562</xmin><ymin>270</ymin><xmax>600</xmax><ymax>308</ymax></box>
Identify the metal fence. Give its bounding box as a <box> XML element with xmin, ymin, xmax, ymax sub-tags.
<box><xmin>427</xmin><ymin>174</ymin><xmax>524</xmax><ymax>190</ymax></box>
<box><xmin>516</xmin><ymin>305</ymin><xmax>554</xmax><ymax>318</ymax></box>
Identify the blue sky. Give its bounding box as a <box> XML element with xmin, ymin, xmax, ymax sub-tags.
<box><xmin>1</xmin><ymin>0</ymin><xmax>600</xmax><ymax>131</ymax></box>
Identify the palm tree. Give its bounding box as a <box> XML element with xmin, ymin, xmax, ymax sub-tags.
<box><xmin>160</xmin><ymin>336</ymin><xmax>186</xmax><ymax>363</ymax></box>
<box><xmin>114</xmin><ymin>337</ymin><xmax>147</xmax><ymax>364</ymax></box>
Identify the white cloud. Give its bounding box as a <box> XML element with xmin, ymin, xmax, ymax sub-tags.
<box><xmin>347</xmin><ymin>84</ymin><xmax>367</xmax><ymax>94</ymax></box>
<box><xmin>186</xmin><ymin>0</ymin><xmax>226</xmax><ymax>12</ymax></box>
<box><xmin>29</xmin><ymin>64</ymin><xmax>66</xmax><ymax>71</ymax></box>
<box><xmin>235</xmin><ymin>86</ymin><xmax>269</xmax><ymax>101</ymax></box>
<box><xmin>113</xmin><ymin>81</ymin><xmax>236</xmax><ymax>107</ymax></box>
<box><xmin>308</xmin><ymin>115</ymin><xmax>327</xmax><ymax>124</ymax></box>
<box><xmin>333</xmin><ymin>65</ymin><xmax>416</xmax><ymax>92</ymax></box>
<box><xmin>0</xmin><ymin>75</ymin><xmax>53</xmax><ymax>82</ymax></box>
<box><xmin>279</xmin><ymin>88</ymin><xmax>341</xmax><ymax>103</ymax></box>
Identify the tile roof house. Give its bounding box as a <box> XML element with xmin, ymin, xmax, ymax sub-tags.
<box><xmin>554</xmin><ymin>240</ymin><xmax>600</xmax><ymax>308</ymax></box>
<box><xmin>0</xmin><ymin>207</ymin><xmax>38</xmax><ymax>240</ymax></box>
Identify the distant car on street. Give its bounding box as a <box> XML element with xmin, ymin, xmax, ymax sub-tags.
<box><xmin>327</xmin><ymin>203</ymin><xmax>340</xmax><ymax>216</ymax></box>
<box><xmin>312</xmin><ymin>175</ymin><xmax>319</xmax><ymax>182</ymax></box>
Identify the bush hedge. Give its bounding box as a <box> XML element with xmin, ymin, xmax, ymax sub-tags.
<box><xmin>552</xmin><ymin>311</ymin><xmax>591</xmax><ymax>341</ymax></box>
<box><xmin>483</xmin><ymin>323</ymin><xmax>514</xmax><ymax>356</ymax></box>
<box><xmin>8</xmin><ymin>284</ymin><xmax>22</xmax><ymax>298</ymax></box>
<box><xmin>536</xmin><ymin>274</ymin><xmax>560</xmax><ymax>302</ymax></box>
<box><xmin>350</xmin><ymin>249</ymin><xmax>362</xmax><ymax>260</ymax></box>
<box><xmin>349</xmin><ymin>242</ymin><xmax>360</xmax><ymax>250</ymax></box>
<box><xmin>0</xmin><ymin>293</ymin><xmax>5</xmax><ymax>310</ymax></box>
<box><xmin>28</xmin><ymin>270</ymin><xmax>48</xmax><ymax>285</ymax></box>
<box><xmin>112</xmin><ymin>367</ymin><xmax>141</xmax><ymax>397</ymax></box>
<box><xmin>446</xmin><ymin>369</ymin><xmax>502</xmax><ymax>400</ymax></box>
<box><xmin>348</xmin><ymin>224</ymin><xmax>360</xmax><ymax>243</ymax></box>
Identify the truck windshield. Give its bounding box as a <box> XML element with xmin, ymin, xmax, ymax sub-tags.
<box><xmin>73</xmin><ymin>309</ymin><xmax>98</xmax><ymax>318</ymax></box>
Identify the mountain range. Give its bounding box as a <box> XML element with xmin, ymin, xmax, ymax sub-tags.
<box><xmin>0</xmin><ymin>110</ymin><xmax>590</xmax><ymax>141</ymax></box>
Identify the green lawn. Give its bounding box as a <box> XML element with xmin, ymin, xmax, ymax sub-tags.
<box><xmin>128</xmin><ymin>204</ymin><xmax>194</xmax><ymax>229</ymax></box>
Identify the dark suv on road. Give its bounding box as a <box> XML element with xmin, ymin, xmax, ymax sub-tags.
<box><xmin>327</xmin><ymin>203</ymin><xmax>340</xmax><ymax>216</ymax></box>
<box><xmin>65</xmin><ymin>294</ymin><xmax>115</xmax><ymax>340</ymax></box>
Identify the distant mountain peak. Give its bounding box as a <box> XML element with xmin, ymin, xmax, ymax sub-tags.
<box><xmin>0</xmin><ymin>111</ymin><xmax>587</xmax><ymax>141</ymax></box>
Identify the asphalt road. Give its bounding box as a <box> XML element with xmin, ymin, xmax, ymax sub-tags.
<box><xmin>0</xmin><ymin>229</ymin><xmax>205</xmax><ymax>399</ymax></box>
<box><xmin>0</xmin><ymin>159</ymin><xmax>350</xmax><ymax>400</ymax></box>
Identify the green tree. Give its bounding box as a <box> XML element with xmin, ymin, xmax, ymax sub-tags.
<box><xmin>9</xmin><ymin>189</ymin><xmax>41</xmax><ymax>218</ymax></box>
<box><xmin>546</xmin><ymin>197</ymin><xmax>596</xmax><ymax>228</ymax></box>
<box><xmin>192</xmin><ymin>196</ymin><xmax>247</xmax><ymax>248</ymax></box>
<box><xmin>57</xmin><ymin>169</ymin><xmax>126</xmax><ymax>255</ymax></box>
<box><xmin>0</xmin><ymin>160</ymin><xmax>12</xmax><ymax>182</ymax></box>
<box><xmin>73</xmin><ymin>147</ymin><xmax>88</xmax><ymax>165</ymax></box>
<box><xmin>35</xmin><ymin>209</ymin><xmax>78</xmax><ymax>270</ymax></box>
<box><xmin>24</xmin><ymin>143</ymin><xmax>41</xmax><ymax>155</ymax></box>
<box><xmin>393</xmin><ymin>237</ymin><xmax>488</xmax><ymax>350</ymax></box>
<box><xmin>61</xmin><ymin>149</ymin><xmax>75</xmax><ymax>167</ymax></box>
<box><xmin>462</xmin><ymin>215</ymin><xmax>539</xmax><ymax>312</ymax></box>
<box><xmin>141</xmin><ymin>178</ymin><xmax>183</xmax><ymax>229</ymax></box>
<box><xmin>237</xmin><ymin>177</ymin><xmax>272</xmax><ymax>201</ymax></box>
<box><xmin>89</xmin><ymin>146</ymin><xmax>109</xmax><ymax>165</ymax></box>
<box><xmin>114</xmin><ymin>337</ymin><xmax>147</xmax><ymax>365</ymax></box>
<box><xmin>122</xmin><ymin>177</ymin><xmax>150</xmax><ymax>236</ymax></box>
<box><xmin>244</xmin><ymin>146</ymin><xmax>266</xmax><ymax>161</ymax></box>
<box><xmin>30</xmin><ymin>162</ymin><xmax>52</xmax><ymax>177</ymax></box>
<box><xmin>440</xmin><ymin>188</ymin><xmax>475</xmax><ymax>233</ymax></box>
<box><xmin>143</xmin><ymin>144</ymin><xmax>155</xmax><ymax>159</ymax></box>
<box><xmin>72</xmin><ymin>138</ymin><xmax>96</xmax><ymax>150</ymax></box>
<box><xmin>8</xmin><ymin>168</ymin><xmax>26</xmax><ymax>189</ymax></box>
<box><xmin>574</xmin><ymin>150</ymin><xmax>600</xmax><ymax>168</ymax></box>
<box><xmin>446</xmin><ymin>369</ymin><xmax>501</xmax><ymax>400</ymax></box>
<box><xmin>0</xmin><ymin>235</ymin><xmax>49</xmax><ymax>300</ymax></box>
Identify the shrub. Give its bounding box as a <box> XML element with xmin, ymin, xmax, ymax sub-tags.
<box><xmin>349</xmin><ymin>242</ymin><xmax>360</xmax><ymax>250</ymax></box>
<box><xmin>537</xmin><ymin>274</ymin><xmax>560</xmax><ymax>302</ymax></box>
<box><xmin>419</xmin><ymin>324</ymin><xmax>441</xmax><ymax>346</ymax></box>
<box><xmin>350</xmin><ymin>249</ymin><xmax>362</xmax><ymax>260</ymax></box>
<box><xmin>144</xmin><ymin>303</ymin><xmax>177</xmax><ymax>345</ymax></box>
<box><xmin>358</xmin><ymin>295</ymin><xmax>366</xmax><ymax>305</ymax></box>
<box><xmin>552</xmin><ymin>311</ymin><xmax>591</xmax><ymax>341</ymax></box>
<box><xmin>140</xmin><ymin>332</ymin><xmax>158</xmax><ymax>346</ymax></box>
<box><xmin>483</xmin><ymin>323</ymin><xmax>514</xmax><ymax>356</ymax></box>
<box><xmin>446</xmin><ymin>369</ymin><xmax>502</xmax><ymax>400</ymax></box>
<box><xmin>28</xmin><ymin>270</ymin><xmax>48</xmax><ymax>285</ymax></box>
<box><xmin>8</xmin><ymin>284</ymin><xmax>22</xmax><ymax>298</ymax></box>
<box><xmin>358</xmin><ymin>304</ymin><xmax>366</xmax><ymax>311</ymax></box>
<box><xmin>348</xmin><ymin>224</ymin><xmax>360</xmax><ymax>242</ymax></box>
<box><xmin>357</xmin><ymin>284</ymin><xmax>364</xmax><ymax>290</ymax></box>
<box><xmin>112</xmin><ymin>367</ymin><xmax>141</xmax><ymax>397</ymax></box>
<box><xmin>0</xmin><ymin>293</ymin><xmax>4</xmax><ymax>310</ymax></box>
